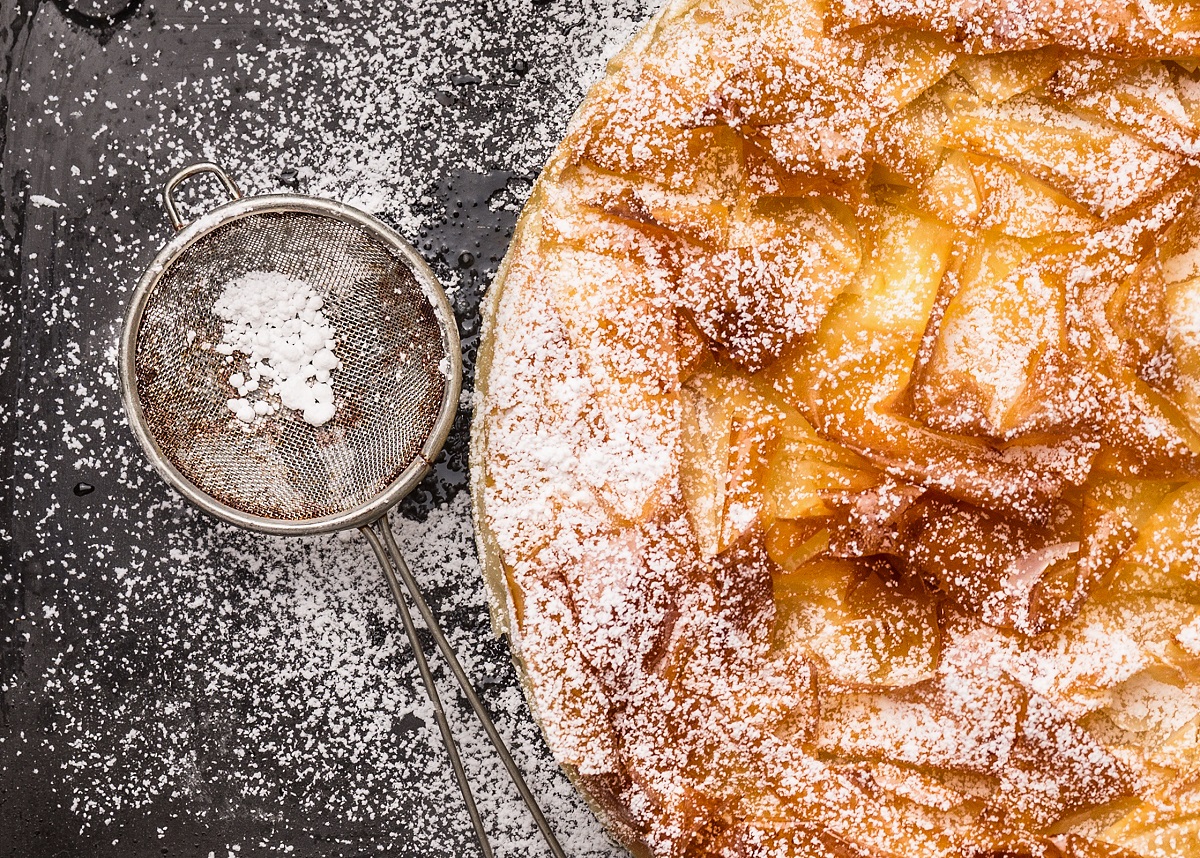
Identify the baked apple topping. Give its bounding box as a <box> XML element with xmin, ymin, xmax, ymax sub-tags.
<box><xmin>473</xmin><ymin>1</ymin><xmax>1200</xmax><ymax>855</ymax></box>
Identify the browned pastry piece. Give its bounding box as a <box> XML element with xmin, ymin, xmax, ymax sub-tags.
<box><xmin>471</xmin><ymin>1</ymin><xmax>1200</xmax><ymax>855</ymax></box>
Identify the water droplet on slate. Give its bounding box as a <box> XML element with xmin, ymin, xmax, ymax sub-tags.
<box><xmin>73</xmin><ymin>482</ymin><xmax>95</xmax><ymax>496</ymax></box>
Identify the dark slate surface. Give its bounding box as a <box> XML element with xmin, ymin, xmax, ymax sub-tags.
<box><xmin>0</xmin><ymin>1</ymin><xmax>649</xmax><ymax>855</ymax></box>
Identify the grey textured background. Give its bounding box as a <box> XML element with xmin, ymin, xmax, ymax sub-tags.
<box><xmin>0</xmin><ymin>1</ymin><xmax>652</xmax><ymax>855</ymax></box>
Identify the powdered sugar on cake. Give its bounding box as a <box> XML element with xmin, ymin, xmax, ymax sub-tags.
<box><xmin>473</xmin><ymin>0</ymin><xmax>1200</xmax><ymax>855</ymax></box>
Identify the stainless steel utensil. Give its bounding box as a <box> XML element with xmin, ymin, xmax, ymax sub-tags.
<box><xmin>120</xmin><ymin>161</ymin><xmax>566</xmax><ymax>858</ymax></box>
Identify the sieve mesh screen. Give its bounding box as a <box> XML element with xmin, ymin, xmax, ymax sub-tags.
<box><xmin>133</xmin><ymin>211</ymin><xmax>447</xmax><ymax>522</ymax></box>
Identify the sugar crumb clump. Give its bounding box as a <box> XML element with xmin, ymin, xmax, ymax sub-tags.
<box><xmin>210</xmin><ymin>270</ymin><xmax>341</xmax><ymax>428</ymax></box>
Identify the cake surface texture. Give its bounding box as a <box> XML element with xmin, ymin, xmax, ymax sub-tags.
<box><xmin>471</xmin><ymin>1</ymin><xmax>1200</xmax><ymax>855</ymax></box>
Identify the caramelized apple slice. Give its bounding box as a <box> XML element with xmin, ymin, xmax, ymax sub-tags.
<box><xmin>774</xmin><ymin>557</ymin><xmax>941</xmax><ymax>688</ymax></box>
<box><xmin>772</xmin><ymin>206</ymin><xmax>1085</xmax><ymax>515</ymax></box>
<box><xmin>946</xmin><ymin>95</ymin><xmax>1184</xmax><ymax>217</ymax></box>
<box><xmin>969</xmin><ymin>154</ymin><xmax>1100</xmax><ymax>238</ymax></box>
<box><xmin>589</xmin><ymin>186</ymin><xmax>734</xmax><ymax>249</ymax></box>
<box><xmin>778</xmin><ymin>317</ymin><xmax>1088</xmax><ymax>515</ymax></box>
<box><xmin>1102</xmin><ymin>780</ymin><xmax>1200</xmax><ymax>858</ymax></box>
<box><xmin>862</xmin><ymin>27</ymin><xmax>959</xmax><ymax>112</ymax></box>
<box><xmin>1046</xmin><ymin>56</ymin><xmax>1140</xmax><ymax>101</ymax></box>
<box><xmin>1055</xmin><ymin>834</ymin><xmax>1148</xmax><ymax>858</ymax></box>
<box><xmin>536</xmin><ymin>242</ymin><xmax>682</xmax><ymax>523</ymax></box>
<box><xmin>539</xmin><ymin>186</ymin><xmax>678</xmax><ymax>267</ymax></box>
<box><xmin>702</xmin><ymin>48</ymin><xmax>854</xmax><ymax>130</ymax></box>
<box><xmin>1068</xmin><ymin>61</ymin><xmax>1200</xmax><ymax>159</ymax></box>
<box><xmin>1060</xmin><ymin>183</ymin><xmax>1200</xmax><ymax>478</ymax></box>
<box><xmin>967</xmin><ymin>829</ymin><xmax>1138</xmax><ymax>858</ymax></box>
<box><xmin>701</xmin><ymin>26</ymin><xmax>955</xmax><ymax>182</ymax></box>
<box><xmin>849</xmin><ymin>204</ymin><xmax>953</xmax><ymax>334</ymax></box>
<box><xmin>764</xmin><ymin>388</ymin><xmax>886</xmax><ymax>528</ymax></box>
<box><xmin>1092</xmin><ymin>373</ymin><xmax>1200</xmax><ymax>479</ymax></box>
<box><xmin>575</xmin><ymin>0</ymin><xmax>741</xmax><ymax>188</ymax></box>
<box><xmin>917</xmin><ymin>149</ymin><xmax>981</xmax><ymax>226</ymax></box>
<box><xmin>898</xmin><ymin>472</ymin><xmax>1167</xmax><ymax>636</ymax></box>
<box><xmin>907</xmin><ymin>496</ymin><xmax>1097</xmax><ymax>635</ymax></box>
<box><xmin>1114</xmin><ymin>483</ymin><xmax>1200</xmax><ymax>589</ymax></box>
<box><xmin>748</xmin><ymin>121</ymin><xmax>874</xmax><ymax>183</ymax></box>
<box><xmin>819</xmin><ymin>671</ymin><xmax>1133</xmax><ymax>827</ymax></box>
<box><xmin>677</xmin><ymin>196</ymin><xmax>860</xmax><ymax>371</ymax></box>
<box><xmin>908</xmin><ymin>235</ymin><xmax>1047</xmax><ymax>437</ymax></box>
<box><xmin>543</xmin><ymin>242</ymin><xmax>676</xmax><ymax>393</ymax></box>
<box><xmin>1108</xmin><ymin>255</ymin><xmax>1169</xmax><ymax>374</ymax></box>
<box><xmin>739</xmin><ymin>27</ymin><xmax>958</xmax><ymax>183</ymax></box>
<box><xmin>824</xmin><ymin>478</ymin><xmax>925</xmax><ymax>558</ymax></box>
<box><xmin>1085</xmin><ymin>475</ymin><xmax>1181</xmax><ymax>533</ymax></box>
<box><xmin>1149</xmin><ymin>713</ymin><xmax>1200</xmax><ymax>781</ymax></box>
<box><xmin>580</xmin><ymin>97</ymin><xmax>744</xmax><ymax>191</ymax></box>
<box><xmin>566</xmin><ymin>144</ymin><xmax>742</xmax><ymax>250</ymax></box>
<box><xmin>1176</xmin><ymin>64</ymin><xmax>1200</xmax><ymax>125</ymax></box>
<box><xmin>825</xmin><ymin>0</ymin><xmax>1200</xmax><ymax>55</ymax></box>
<box><xmin>1100</xmin><ymin>669</ymin><xmax>1200</xmax><ymax>763</ymax></box>
<box><xmin>869</xmin><ymin>89</ymin><xmax>950</xmax><ymax>186</ymax></box>
<box><xmin>1162</xmin><ymin>269</ymin><xmax>1200</xmax><ymax>433</ymax></box>
<box><xmin>675</xmin><ymin>309</ymin><xmax>716</xmax><ymax>383</ymax></box>
<box><xmin>957</xmin><ymin>49</ymin><xmax>1060</xmax><ymax>104</ymax></box>
<box><xmin>702</xmin><ymin>37</ymin><xmax>872</xmax><ymax>180</ymax></box>
<box><xmin>909</xmin><ymin>230</ymin><xmax>1100</xmax><ymax>442</ymax></box>
<box><xmin>765</xmin><ymin>518</ymin><xmax>831</xmax><ymax>571</ymax></box>
<box><xmin>680</xmin><ymin>379</ymin><xmax>734</xmax><ymax>560</ymax></box>
<box><xmin>765</xmin><ymin>437</ymin><xmax>881</xmax><ymax>519</ymax></box>
<box><xmin>679</xmin><ymin>371</ymin><xmax>793</xmax><ymax>556</ymax></box>
<box><xmin>721</xmin><ymin>415</ymin><xmax>779</xmax><ymax>550</ymax></box>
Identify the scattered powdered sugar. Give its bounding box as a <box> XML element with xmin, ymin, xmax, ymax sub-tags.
<box><xmin>42</xmin><ymin>496</ymin><xmax>623</xmax><ymax>856</ymax></box>
<box><xmin>210</xmin><ymin>270</ymin><xmax>341</xmax><ymax>428</ymax></box>
<box><xmin>1161</xmin><ymin>245</ymin><xmax>1200</xmax><ymax>284</ymax></box>
<box><xmin>3</xmin><ymin>0</ymin><xmax>654</xmax><ymax>852</ymax></box>
<box><xmin>1177</xmin><ymin>616</ymin><xmax>1200</xmax><ymax>656</ymax></box>
<box><xmin>15</xmin><ymin>0</ymin><xmax>1200</xmax><ymax>852</ymax></box>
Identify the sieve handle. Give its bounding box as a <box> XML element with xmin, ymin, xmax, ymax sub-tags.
<box><xmin>364</xmin><ymin>516</ymin><xmax>570</xmax><ymax>858</ymax></box>
<box><xmin>361</xmin><ymin>520</ymin><xmax>496</xmax><ymax>858</ymax></box>
<box><xmin>162</xmin><ymin>162</ymin><xmax>242</xmax><ymax>230</ymax></box>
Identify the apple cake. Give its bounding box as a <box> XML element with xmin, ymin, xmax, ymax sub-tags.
<box><xmin>470</xmin><ymin>0</ymin><xmax>1200</xmax><ymax>855</ymax></box>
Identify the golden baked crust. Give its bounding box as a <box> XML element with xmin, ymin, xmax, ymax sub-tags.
<box><xmin>471</xmin><ymin>1</ymin><xmax>1200</xmax><ymax>855</ymax></box>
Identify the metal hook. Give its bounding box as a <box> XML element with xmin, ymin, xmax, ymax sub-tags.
<box><xmin>162</xmin><ymin>161</ymin><xmax>242</xmax><ymax>230</ymax></box>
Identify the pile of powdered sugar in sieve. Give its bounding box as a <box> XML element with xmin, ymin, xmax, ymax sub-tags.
<box><xmin>207</xmin><ymin>270</ymin><xmax>342</xmax><ymax>428</ymax></box>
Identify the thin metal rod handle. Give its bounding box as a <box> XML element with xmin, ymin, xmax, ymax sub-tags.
<box><xmin>361</xmin><ymin>522</ymin><xmax>495</xmax><ymax>858</ymax></box>
<box><xmin>162</xmin><ymin>161</ymin><xmax>242</xmax><ymax>230</ymax></box>
<box><xmin>377</xmin><ymin>516</ymin><xmax>569</xmax><ymax>858</ymax></box>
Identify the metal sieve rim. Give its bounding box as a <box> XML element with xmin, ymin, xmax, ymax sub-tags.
<box><xmin>119</xmin><ymin>188</ymin><xmax>462</xmax><ymax>536</ymax></box>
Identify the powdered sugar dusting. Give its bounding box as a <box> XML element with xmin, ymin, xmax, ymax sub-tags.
<box><xmin>3</xmin><ymin>0</ymin><xmax>654</xmax><ymax>852</ymax></box>
<box><xmin>474</xmin><ymin>0</ymin><xmax>1200</xmax><ymax>854</ymax></box>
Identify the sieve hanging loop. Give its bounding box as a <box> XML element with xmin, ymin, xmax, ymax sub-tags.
<box><xmin>162</xmin><ymin>161</ymin><xmax>242</xmax><ymax>230</ymax></box>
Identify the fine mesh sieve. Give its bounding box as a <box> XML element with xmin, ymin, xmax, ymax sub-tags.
<box><xmin>124</xmin><ymin>164</ymin><xmax>455</xmax><ymax>533</ymax></box>
<box><xmin>120</xmin><ymin>162</ymin><xmax>565</xmax><ymax>858</ymax></box>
